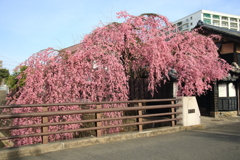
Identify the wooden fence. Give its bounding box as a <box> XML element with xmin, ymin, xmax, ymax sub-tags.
<box><xmin>0</xmin><ymin>98</ymin><xmax>182</xmax><ymax>145</ymax></box>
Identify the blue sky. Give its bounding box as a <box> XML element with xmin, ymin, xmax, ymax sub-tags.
<box><xmin>1</xmin><ymin>0</ymin><xmax>240</xmax><ymax>72</ymax></box>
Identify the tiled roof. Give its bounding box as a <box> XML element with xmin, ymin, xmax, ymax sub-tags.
<box><xmin>194</xmin><ymin>20</ymin><xmax>240</xmax><ymax>42</ymax></box>
<box><xmin>59</xmin><ymin>44</ymin><xmax>80</xmax><ymax>53</ymax></box>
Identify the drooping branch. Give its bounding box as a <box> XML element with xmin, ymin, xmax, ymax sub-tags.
<box><xmin>4</xmin><ymin>11</ymin><xmax>231</xmax><ymax>146</ymax></box>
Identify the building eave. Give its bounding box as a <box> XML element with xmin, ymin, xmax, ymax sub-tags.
<box><xmin>194</xmin><ymin>20</ymin><xmax>240</xmax><ymax>43</ymax></box>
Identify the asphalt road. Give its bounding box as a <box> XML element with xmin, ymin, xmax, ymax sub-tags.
<box><xmin>13</xmin><ymin>122</ymin><xmax>240</xmax><ymax>160</ymax></box>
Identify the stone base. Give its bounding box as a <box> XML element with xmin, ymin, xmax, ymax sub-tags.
<box><xmin>210</xmin><ymin>111</ymin><xmax>238</xmax><ymax>118</ymax></box>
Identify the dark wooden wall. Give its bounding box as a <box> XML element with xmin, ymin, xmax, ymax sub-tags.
<box><xmin>128</xmin><ymin>78</ymin><xmax>174</xmax><ymax>100</ymax></box>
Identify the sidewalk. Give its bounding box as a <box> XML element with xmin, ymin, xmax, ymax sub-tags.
<box><xmin>201</xmin><ymin>115</ymin><xmax>240</xmax><ymax>128</ymax></box>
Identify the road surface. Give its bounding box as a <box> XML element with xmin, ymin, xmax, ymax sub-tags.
<box><xmin>13</xmin><ymin>122</ymin><xmax>240</xmax><ymax>160</ymax></box>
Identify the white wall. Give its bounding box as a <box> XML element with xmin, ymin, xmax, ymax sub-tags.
<box><xmin>176</xmin><ymin>96</ymin><xmax>201</xmax><ymax>126</ymax></box>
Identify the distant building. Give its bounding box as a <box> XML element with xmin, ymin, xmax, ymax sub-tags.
<box><xmin>173</xmin><ymin>10</ymin><xmax>240</xmax><ymax>32</ymax></box>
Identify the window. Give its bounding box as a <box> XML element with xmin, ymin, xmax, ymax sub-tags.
<box><xmin>230</xmin><ymin>18</ymin><xmax>237</xmax><ymax>22</ymax></box>
<box><xmin>203</xmin><ymin>13</ymin><xmax>211</xmax><ymax>18</ymax></box>
<box><xmin>218</xmin><ymin>83</ymin><xmax>236</xmax><ymax>98</ymax></box>
<box><xmin>213</xmin><ymin>15</ymin><xmax>220</xmax><ymax>19</ymax></box>
<box><xmin>229</xmin><ymin>83</ymin><xmax>236</xmax><ymax>97</ymax></box>
<box><xmin>190</xmin><ymin>23</ymin><xmax>192</xmax><ymax>25</ymax></box>
<box><xmin>190</xmin><ymin>17</ymin><xmax>192</xmax><ymax>20</ymax></box>
<box><xmin>203</xmin><ymin>18</ymin><xmax>211</xmax><ymax>24</ymax></box>
<box><xmin>182</xmin><ymin>24</ymin><xmax>189</xmax><ymax>29</ymax></box>
<box><xmin>222</xmin><ymin>21</ymin><xmax>228</xmax><ymax>27</ymax></box>
<box><xmin>218</xmin><ymin>83</ymin><xmax>227</xmax><ymax>97</ymax></box>
<box><xmin>230</xmin><ymin>23</ymin><xmax>237</xmax><ymax>27</ymax></box>
<box><xmin>177</xmin><ymin>21</ymin><xmax>182</xmax><ymax>26</ymax></box>
<box><xmin>218</xmin><ymin>82</ymin><xmax>237</xmax><ymax>111</ymax></box>
<box><xmin>213</xmin><ymin>20</ymin><xmax>220</xmax><ymax>26</ymax></box>
<box><xmin>222</xmin><ymin>16</ymin><xmax>228</xmax><ymax>21</ymax></box>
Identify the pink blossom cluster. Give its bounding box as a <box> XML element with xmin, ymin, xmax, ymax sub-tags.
<box><xmin>5</xmin><ymin>11</ymin><xmax>230</xmax><ymax>146</ymax></box>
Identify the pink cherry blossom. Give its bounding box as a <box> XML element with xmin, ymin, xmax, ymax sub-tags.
<box><xmin>4</xmin><ymin>11</ymin><xmax>230</xmax><ymax>146</ymax></box>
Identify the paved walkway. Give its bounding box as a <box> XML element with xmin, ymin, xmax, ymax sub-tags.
<box><xmin>12</xmin><ymin>119</ymin><xmax>240</xmax><ymax>160</ymax></box>
<box><xmin>201</xmin><ymin>116</ymin><xmax>240</xmax><ymax>127</ymax></box>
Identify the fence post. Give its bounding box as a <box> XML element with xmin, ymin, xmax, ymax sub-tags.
<box><xmin>138</xmin><ymin>103</ymin><xmax>143</xmax><ymax>132</ymax></box>
<box><xmin>171</xmin><ymin>101</ymin><xmax>175</xmax><ymax>126</ymax></box>
<box><xmin>96</xmin><ymin>105</ymin><xmax>102</xmax><ymax>137</ymax></box>
<box><xmin>42</xmin><ymin>106</ymin><xmax>48</xmax><ymax>144</ymax></box>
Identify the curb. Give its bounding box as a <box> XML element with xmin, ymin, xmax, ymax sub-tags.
<box><xmin>0</xmin><ymin>124</ymin><xmax>205</xmax><ymax>160</ymax></box>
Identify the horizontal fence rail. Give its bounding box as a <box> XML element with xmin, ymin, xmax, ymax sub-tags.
<box><xmin>0</xmin><ymin>104</ymin><xmax>182</xmax><ymax>119</ymax></box>
<box><xmin>0</xmin><ymin>98</ymin><xmax>181</xmax><ymax>109</ymax></box>
<box><xmin>0</xmin><ymin>112</ymin><xmax>182</xmax><ymax>131</ymax></box>
<box><xmin>0</xmin><ymin>98</ymin><xmax>182</xmax><ymax>146</ymax></box>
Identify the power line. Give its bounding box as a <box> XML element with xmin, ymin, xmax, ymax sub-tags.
<box><xmin>3</xmin><ymin>63</ymin><xmax>17</xmax><ymax>67</ymax></box>
<box><xmin>0</xmin><ymin>55</ymin><xmax>20</xmax><ymax>63</ymax></box>
<box><xmin>2</xmin><ymin>61</ymin><xmax>18</xmax><ymax>64</ymax></box>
